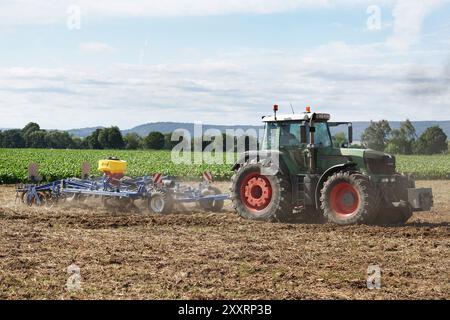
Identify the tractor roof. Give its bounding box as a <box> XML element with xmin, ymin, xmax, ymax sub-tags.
<box><xmin>262</xmin><ymin>112</ymin><xmax>331</xmax><ymax>122</ymax></box>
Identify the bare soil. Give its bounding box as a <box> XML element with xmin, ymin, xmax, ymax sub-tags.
<box><xmin>0</xmin><ymin>181</ymin><xmax>448</xmax><ymax>300</ymax></box>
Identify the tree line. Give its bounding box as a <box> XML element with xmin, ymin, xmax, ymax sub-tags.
<box><xmin>360</xmin><ymin>119</ymin><xmax>448</xmax><ymax>155</ymax></box>
<box><xmin>0</xmin><ymin>120</ymin><xmax>448</xmax><ymax>155</ymax></box>
<box><xmin>0</xmin><ymin>123</ymin><xmax>174</xmax><ymax>150</ymax></box>
<box><xmin>0</xmin><ymin>122</ymin><xmax>258</xmax><ymax>151</ymax></box>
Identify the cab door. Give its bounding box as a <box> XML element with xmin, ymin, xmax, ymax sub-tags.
<box><xmin>315</xmin><ymin>122</ymin><xmax>351</xmax><ymax>173</ymax></box>
<box><xmin>278</xmin><ymin>122</ymin><xmax>309</xmax><ymax>175</ymax></box>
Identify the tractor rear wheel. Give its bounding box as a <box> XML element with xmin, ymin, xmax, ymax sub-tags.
<box><xmin>231</xmin><ymin>162</ymin><xmax>293</xmax><ymax>222</ymax></box>
<box><xmin>320</xmin><ymin>172</ymin><xmax>379</xmax><ymax>225</ymax></box>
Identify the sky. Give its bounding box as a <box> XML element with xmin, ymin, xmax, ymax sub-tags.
<box><xmin>0</xmin><ymin>0</ymin><xmax>449</xmax><ymax>130</ymax></box>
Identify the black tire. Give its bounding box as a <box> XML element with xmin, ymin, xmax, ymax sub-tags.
<box><xmin>199</xmin><ymin>186</ymin><xmax>225</xmax><ymax>212</ymax></box>
<box><xmin>231</xmin><ymin>161</ymin><xmax>293</xmax><ymax>222</ymax></box>
<box><xmin>375</xmin><ymin>205</ymin><xmax>413</xmax><ymax>225</ymax></box>
<box><xmin>148</xmin><ymin>191</ymin><xmax>174</xmax><ymax>214</ymax></box>
<box><xmin>320</xmin><ymin>172</ymin><xmax>379</xmax><ymax>225</ymax></box>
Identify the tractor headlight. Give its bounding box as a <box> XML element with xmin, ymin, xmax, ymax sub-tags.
<box><xmin>381</xmin><ymin>177</ymin><xmax>397</xmax><ymax>183</ymax></box>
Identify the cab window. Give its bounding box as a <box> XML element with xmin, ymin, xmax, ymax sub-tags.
<box><xmin>262</xmin><ymin>122</ymin><xmax>279</xmax><ymax>150</ymax></box>
<box><xmin>314</xmin><ymin>122</ymin><xmax>332</xmax><ymax>147</ymax></box>
<box><xmin>280</xmin><ymin>122</ymin><xmax>302</xmax><ymax>147</ymax></box>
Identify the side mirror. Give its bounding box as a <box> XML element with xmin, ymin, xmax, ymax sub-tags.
<box><xmin>300</xmin><ymin>125</ymin><xmax>307</xmax><ymax>144</ymax></box>
<box><xmin>348</xmin><ymin>124</ymin><xmax>353</xmax><ymax>145</ymax></box>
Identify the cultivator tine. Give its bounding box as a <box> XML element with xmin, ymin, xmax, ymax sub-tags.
<box><xmin>203</xmin><ymin>171</ymin><xmax>213</xmax><ymax>183</ymax></box>
<box><xmin>82</xmin><ymin>162</ymin><xmax>91</xmax><ymax>180</ymax></box>
<box><xmin>15</xmin><ymin>184</ymin><xmax>27</xmax><ymax>204</ymax></box>
<box><xmin>15</xmin><ymin>184</ymin><xmax>21</xmax><ymax>203</ymax></box>
<box><xmin>24</xmin><ymin>186</ymin><xmax>39</xmax><ymax>207</ymax></box>
<box><xmin>28</xmin><ymin>162</ymin><xmax>42</xmax><ymax>183</ymax></box>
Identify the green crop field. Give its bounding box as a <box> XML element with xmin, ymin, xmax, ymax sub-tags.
<box><xmin>0</xmin><ymin>149</ymin><xmax>237</xmax><ymax>184</ymax></box>
<box><xmin>395</xmin><ymin>155</ymin><xmax>450</xmax><ymax>180</ymax></box>
<box><xmin>0</xmin><ymin>149</ymin><xmax>449</xmax><ymax>183</ymax></box>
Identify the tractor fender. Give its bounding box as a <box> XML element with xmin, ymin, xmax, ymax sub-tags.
<box><xmin>232</xmin><ymin>150</ymin><xmax>285</xmax><ymax>172</ymax></box>
<box><xmin>314</xmin><ymin>162</ymin><xmax>357</xmax><ymax>209</ymax></box>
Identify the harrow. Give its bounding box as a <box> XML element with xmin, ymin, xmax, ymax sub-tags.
<box><xmin>15</xmin><ymin>158</ymin><xmax>229</xmax><ymax>213</ymax></box>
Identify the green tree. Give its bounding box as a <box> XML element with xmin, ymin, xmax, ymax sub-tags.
<box><xmin>144</xmin><ymin>131</ymin><xmax>165</xmax><ymax>150</ymax></box>
<box><xmin>97</xmin><ymin>127</ymin><xmax>124</xmax><ymax>149</ymax></box>
<box><xmin>27</xmin><ymin>131</ymin><xmax>48</xmax><ymax>148</ymax></box>
<box><xmin>386</xmin><ymin>120</ymin><xmax>417</xmax><ymax>155</ymax></box>
<box><xmin>163</xmin><ymin>132</ymin><xmax>180</xmax><ymax>150</ymax></box>
<box><xmin>97</xmin><ymin>129</ymin><xmax>109</xmax><ymax>148</ymax></box>
<box><xmin>86</xmin><ymin>129</ymin><xmax>102</xmax><ymax>149</ymax></box>
<box><xmin>22</xmin><ymin>122</ymin><xmax>42</xmax><ymax>147</ymax></box>
<box><xmin>414</xmin><ymin>126</ymin><xmax>448</xmax><ymax>155</ymax></box>
<box><xmin>107</xmin><ymin>127</ymin><xmax>125</xmax><ymax>149</ymax></box>
<box><xmin>46</xmin><ymin>131</ymin><xmax>74</xmax><ymax>149</ymax></box>
<box><xmin>400</xmin><ymin>119</ymin><xmax>417</xmax><ymax>141</ymax></box>
<box><xmin>124</xmin><ymin>133</ymin><xmax>142</xmax><ymax>150</ymax></box>
<box><xmin>71</xmin><ymin>137</ymin><xmax>86</xmax><ymax>149</ymax></box>
<box><xmin>22</xmin><ymin>122</ymin><xmax>40</xmax><ymax>137</ymax></box>
<box><xmin>361</xmin><ymin>120</ymin><xmax>391</xmax><ymax>151</ymax></box>
<box><xmin>0</xmin><ymin>129</ymin><xmax>25</xmax><ymax>148</ymax></box>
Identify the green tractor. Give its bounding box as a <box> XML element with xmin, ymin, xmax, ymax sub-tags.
<box><xmin>231</xmin><ymin>106</ymin><xmax>433</xmax><ymax>225</ymax></box>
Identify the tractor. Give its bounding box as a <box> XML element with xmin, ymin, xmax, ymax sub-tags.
<box><xmin>231</xmin><ymin>106</ymin><xmax>433</xmax><ymax>225</ymax></box>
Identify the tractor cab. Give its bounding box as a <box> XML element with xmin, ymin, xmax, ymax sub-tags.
<box><xmin>261</xmin><ymin>105</ymin><xmax>354</xmax><ymax>175</ymax></box>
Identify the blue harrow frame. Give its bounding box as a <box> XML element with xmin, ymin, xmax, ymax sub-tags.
<box><xmin>16</xmin><ymin>175</ymin><xmax>230</xmax><ymax>213</ymax></box>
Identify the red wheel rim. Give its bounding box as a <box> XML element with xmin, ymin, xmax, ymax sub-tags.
<box><xmin>240</xmin><ymin>173</ymin><xmax>273</xmax><ymax>213</ymax></box>
<box><xmin>330</xmin><ymin>182</ymin><xmax>360</xmax><ymax>217</ymax></box>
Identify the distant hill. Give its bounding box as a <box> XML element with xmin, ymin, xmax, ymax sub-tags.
<box><xmin>123</xmin><ymin>122</ymin><xmax>262</xmax><ymax>137</ymax></box>
<box><xmin>66</xmin><ymin>126</ymin><xmax>105</xmax><ymax>137</ymax></box>
<box><xmin>66</xmin><ymin>121</ymin><xmax>450</xmax><ymax>141</ymax></box>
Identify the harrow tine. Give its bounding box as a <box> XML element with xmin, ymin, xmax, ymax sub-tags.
<box><xmin>28</xmin><ymin>162</ymin><xmax>42</xmax><ymax>183</ymax></box>
<box><xmin>82</xmin><ymin>162</ymin><xmax>91</xmax><ymax>180</ymax></box>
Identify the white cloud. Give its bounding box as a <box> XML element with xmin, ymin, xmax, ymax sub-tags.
<box><xmin>0</xmin><ymin>42</ymin><xmax>449</xmax><ymax>129</ymax></box>
<box><xmin>386</xmin><ymin>0</ymin><xmax>449</xmax><ymax>50</ymax></box>
<box><xmin>80</xmin><ymin>42</ymin><xmax>115</xmax><ymax>54</ymax></box>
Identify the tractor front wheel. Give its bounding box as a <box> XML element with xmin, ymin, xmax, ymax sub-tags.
<box><xmin>320</xmin><ymin>172</ymin><xmax>379</xmax><ymax>225</ymax></box>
